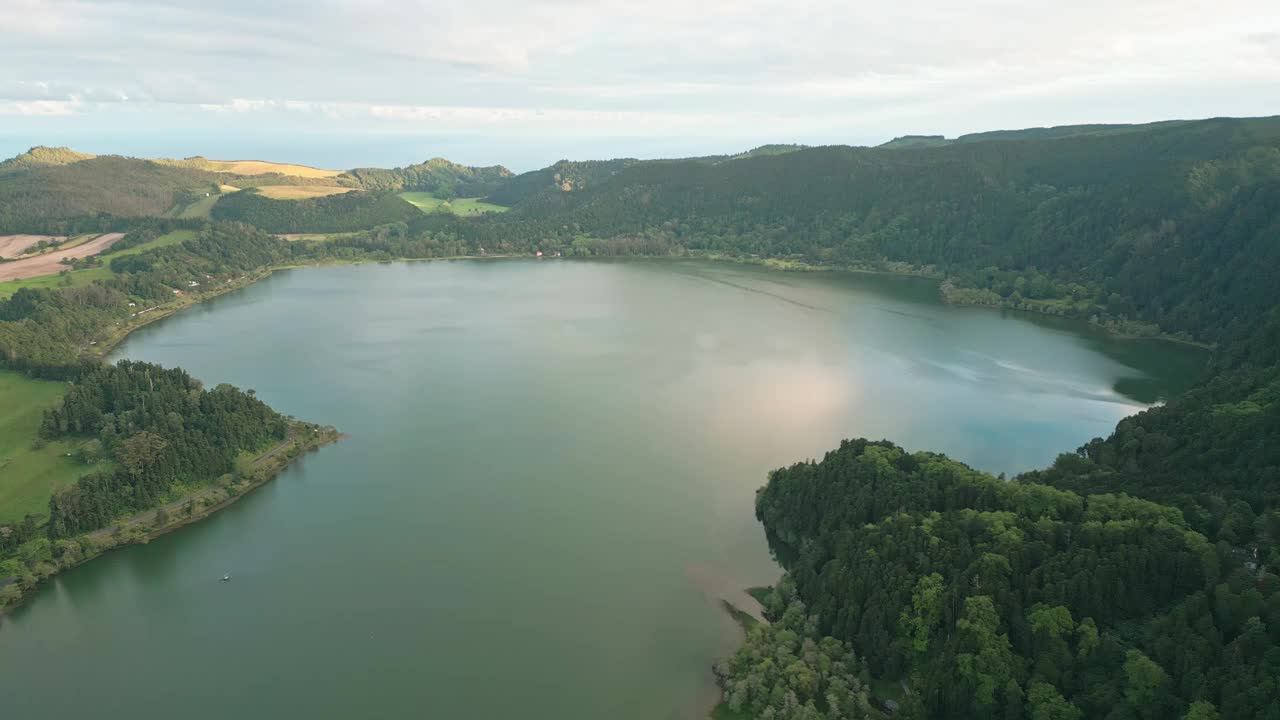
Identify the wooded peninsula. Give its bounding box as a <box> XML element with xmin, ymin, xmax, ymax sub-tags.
<box><xmin>1</xmin><ymin>116</ymin><xmax>1278</xmax><ymax>720</ymax></box>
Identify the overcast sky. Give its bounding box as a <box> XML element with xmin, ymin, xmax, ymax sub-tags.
<box><xmin>1</xmin><ymin>0</ymin><xmax>1278</xmax><ymax>169</ymax></box>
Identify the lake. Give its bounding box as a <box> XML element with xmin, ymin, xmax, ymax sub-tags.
<box><xmin>0</xmin><ymin>260</ymin><xmax>1205</xmax><ymax>719</ymax></box>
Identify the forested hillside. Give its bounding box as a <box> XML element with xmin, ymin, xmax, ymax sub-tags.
<box><xmin>0</xmin><ymin>149</ymin><xmax>353</xmax><ymax>234</ymax></box>
<box><xmin>43</xmin><ymin>361</ymin><xmax>287</xmax><ymax>537</ymax></box>
<box><xmin>210</xmin><ymin>189</ymin><xmax>421</xmax><ymax>232</ymax></box>
<box><xmin>449</xmin><ymin>116</ymin><xmax>1280</xmax><ymax>344</ymax></box>
<box><xmin>737</xmin><ymin>439</ymin><xmax>1279</xmax><ymax>720</ymax></box>
<box><xmin>339</xmin><ymin>158</ymin><xmax>512</xmax><ymax>199</ymax></box>
<box><xmin>1022</xmin><ymin>310</ymin><xmax>1280</xmax><ymax>543</ymax></box>
<box><xmin>702</xmin><ymin>121</ymin><xmax>1280</xmax><ymax>720</ymax></box>
<box><xmin>483</xmin><ymin>147</ymin><xmax>804</xmax><ymax>206</ymax></box>
<box><xmin>1</xmin><ymin>120</ymin><xmax>1277</xmax><ymax>716</ymax></box>
<box><xmin>0</xmin><ymin>156</ymin><xmax>221</xmax><ymax>232</ymax></box>
<box><xmin>484</xmin><ymin>158</ymin><xmax>638</xmax><ymax>205</ymax></box>
<box><xmin>0</xmin><ymin>146</ymin><xmax>95</xmax><ymax>174</ymax></box>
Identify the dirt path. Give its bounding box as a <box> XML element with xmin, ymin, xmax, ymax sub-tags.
<box><xmin>0</xmin><ymin>233</ymin><xmax>125</xmax><ymax>281</ymax></box>
<box><xmin>0</xmin><ymin>234</ymin><xmax>65</xmax><ymax>259</ymax></box>
<box><xmin>88</xmin><ymin>430</ymin><xmax>297</xmax><ymax>542</ymax></box>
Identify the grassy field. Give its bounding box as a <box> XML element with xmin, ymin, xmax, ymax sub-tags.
<box><xmin>113</xmin><ymin>229</ymin><xmax>196</xmax><ymax>257</ymax></box>
<box><xmin>0</xmin><ymin>229</ymin><xmax>196</xmax><ymax>298</ymax></box>
<box><xmin>0</xmin><ymin>372</ymin><xmax>103</xmax><ymax>524</ymax></box>
<box><xmin>164</xmin><ymin>158</ymin><xmax>342</xmax><ymax>178</ymax></box>
<box><xmin>169</xmin><ymin>185</ymin><xmax>242</xmax><ymax>218</ymax></box>
<box><xmin>0</xmin><ymin>231</ymin><xmax>199</xmax><ymax>517</ymax></box>
<box><xmin>172</xmin><ymin>193</ymin><xmax>222</xmax><ymax>218</ymax></box>
<box><xmin>0</xmin><ymin>266</ymin><xmax>113</xmax><ymax>298</ymax></box>
<box><xmin>256</xmin><ymin>185</ymin><xmax>355</xmax><ymax>200</ymax></box>
<box><xmin>399</xmin><ymin>192</ymin><xmax>509</xmax><ymax>216</ymax></box>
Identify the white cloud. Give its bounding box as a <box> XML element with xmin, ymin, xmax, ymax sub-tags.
<box><xmin>0</xmin><ymin>98</ymin><xmax>84</xmax><ymax>116</ymax></box>
<box><xmin>0</xmin><ymin>0</ymin><xmax>1276</xmax><ymax>141</ymax></box>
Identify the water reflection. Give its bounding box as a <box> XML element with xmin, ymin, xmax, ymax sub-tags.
<box><xmin>0</xmin><ymin>260</ymin><xmax>1206</xmax><ymax>720</ymax></box>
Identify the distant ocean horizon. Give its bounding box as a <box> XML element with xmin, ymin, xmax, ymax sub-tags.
<box><xmin>0</xmin><ymin>132</ymin><xmax>880</xmax><ymax>174</ymax></box>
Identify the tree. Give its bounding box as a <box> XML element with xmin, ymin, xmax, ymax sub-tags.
<box><xmin>117</xmin><ymin>431</ymin><xmax>168</xmax><ymax>477</ymax></box>
<box><xmin>956</xmin><ymin>596</ymin><xmax>1021</xmax><ymax>716</ymax></box>
<box><xmin>1004</xmin><ymin>679</ymin><xmax>1024</xmax><ymax>720</ymax></box>
<box><xmin>1182</xmin><ymin>701</ymin><xmax>1220</xmax><ymax>720</ymax></box>
<box><xmin>899</xmin><ymin>573</ymin><xmax>944</xmax><ymax>654</ymax></box>
<box><xmin>1026</xmin><ymin>681</ymin><xmax>1081</xmax><ymax>720</ymax></box>
<box><xmin>1123</xmin><ymin>650</ymin><xmax>1171</xmax><ymax>720</ymax></box>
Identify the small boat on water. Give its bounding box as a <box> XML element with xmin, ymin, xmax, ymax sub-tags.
<box><xmin>221</xmin><ymin>574</ymin><xmax>232</xmax><ymax>582</ymax></box>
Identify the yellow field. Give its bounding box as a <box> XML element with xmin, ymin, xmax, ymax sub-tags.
<box><xmin>171</xmin><ymin>157</ymin><xmax>343</xmax><ymax>178</ymax></box>
<box><xmin>255</xmin><ymin>185</ymin><xmax>356</xmax><ymax>200</ymax></box>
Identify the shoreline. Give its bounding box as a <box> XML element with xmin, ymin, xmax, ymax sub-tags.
<box><xmin>694</xmin><ymin>253</ymin><xmax>1214</xmax><ymax>350</ymax></box>
<box><xmin>0</xmin><ymin>422</ymin><xmax>341</xmax><ymax>616</ymax></box>
<box><xmin>705</xmin><ymin>596</ymin><xmax>768</xmax><ymax>720</ymax></box>
<box><xmin>2</xmin><ymin>246</ymin><xmax>1210</xmax><ymax>617</ymax></box>
<box><xmin>35</xmin><ymin>245</ymin><xmax>1211</xmax><ymax>361</ymax></box>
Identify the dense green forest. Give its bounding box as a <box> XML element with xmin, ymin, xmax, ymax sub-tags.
<box><xmin>1</xmin><ymin>119</ymin><xmax>1278</xmax><ymax>716</ymax></box>
<box><xmin>878</xmin><ymin>122</ymin><xmax>1197</xmax><ymax>150</ymax></box>
<box><xmin>431</xmin><ymin>116</ymin><xmax>1280</xmax><ymax>344</ymax></box>
<box><xmin>0</xmin><ymin>223</ymin><xmax>324</xmax><ymax>606</ymax></box>
<box><xmin>339</xmin><ymin>157</ymin><xmax>512</xmax><ymax>198</ymax></box>
<box><xmin>0</xmin><ymin>156</ymin><xmax>222</xmax><ymax>231</ymax></box>
<box><xmin>209</xmin><ymin>189</ymin><xmax>421</xmax><ymax>232</ymax></box>
<box><xmin>483</xmin><ymin>146</ymin><xmax>805</xmax><ymax>206</ymax></box>
<box><xmin>1021</xmin><ymin>312</ymin><xmax>1280</xmax><ymax>542</ymax></box>
<box><xmin>42</xmin><ymin>361</ymin><xmax>287</xmax><ymax>537</ymax></box>
<box><xmin>484</xmin><ymin>158</ymin><xmax>638</xmax><ymax>205</ymax></box>
<box><xmin>715</xmin><ymin>578</ymin><xmax>880</xmax><ymax>719</ymax></box>
<box><xmin>741</xmin><ymin>439</ymin><xmax>1279</xmax><ymax>720</ymax></box>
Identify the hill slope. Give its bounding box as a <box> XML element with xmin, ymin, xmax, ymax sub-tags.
<box><xmin>0</xmin><ymin>156</ymin><xmax>222</xmax><ymax>233</ymax></box>
<box><xmin>210</xmin><ymin>189</ymin><xmax>420</xmax><ymax>233</ymax></box>
<box><xmin>452</xmin><ymin>116</ymin><xmax>1280</xmax><ymax>345</ymax></box>
<box><xmin>0</xmin><ymin>146</ymin><xmax>96</xmax><ymax>175</ymax></box>
<box><xmin>340</xmin><ymin>158</ymin><xmax>513</xmax><ymax>199</ymax></box>
<box><xmin>157</xmin><ymin>156</ymin><xmax>343</xmax><ymax>178</ymax></box>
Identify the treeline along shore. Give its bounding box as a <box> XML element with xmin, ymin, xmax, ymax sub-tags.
<box><xmin>0</xmin><ymin>223</ymin><xmax>351</xmax><ymax>611</ymax></box>
<box><xmin>0</xmin><ymin>116</ymin><xmax>1278</xmax><ymax>718</ymax></box>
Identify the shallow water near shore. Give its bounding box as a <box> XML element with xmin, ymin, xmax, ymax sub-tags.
<box><xmin>0</xmin><ymin>259</ymin><xmax>1204</xmax><ymax>719</ymax></box>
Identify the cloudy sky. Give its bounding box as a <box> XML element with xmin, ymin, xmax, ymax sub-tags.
<box><xmin>1</xmin><ymin>0</ymin><xmax>1278</xmax><ymax>169</ymax></box>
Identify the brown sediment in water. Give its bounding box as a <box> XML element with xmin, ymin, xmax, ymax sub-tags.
<box><xmin>686</xmin><ymin>562</ymin><xmax>773</xmax><ymax>718</ymax></box>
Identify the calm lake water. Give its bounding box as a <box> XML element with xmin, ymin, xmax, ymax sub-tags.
<box><xmin>0</xmin><ymin>260</ymin><xmax>1204</xmax><ymax>719</ymax></box>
